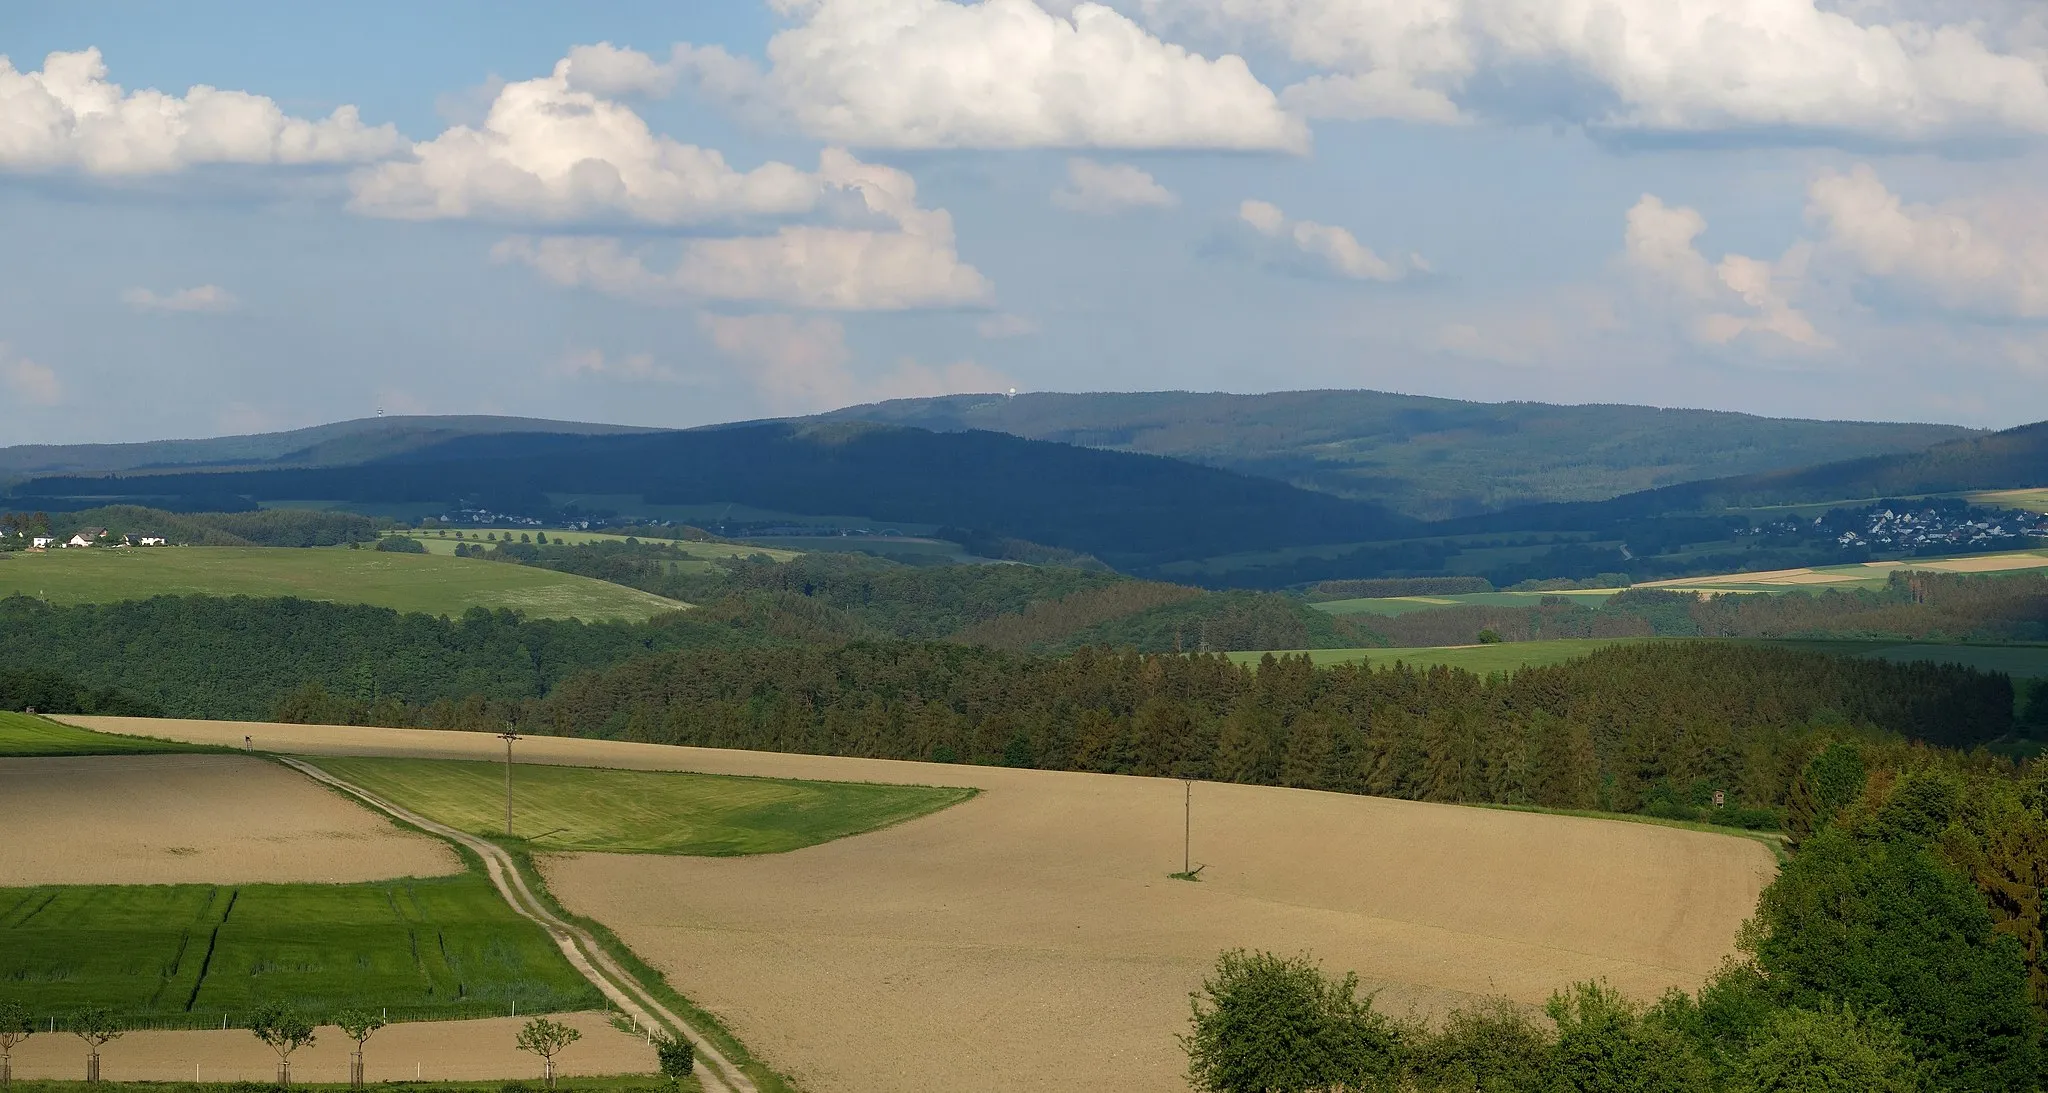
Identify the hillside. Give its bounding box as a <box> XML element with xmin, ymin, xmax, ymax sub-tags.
<box><xmin>812</xmin><ymin>391</ymin><xmax>1975</xmax><ymax>519</ymax></box>
<box><xmin>7</xmin><ymin>423</ymin><xmax>1411</xmax><ymax>571</ymax></box>
<box><xmin>0</xmin><ymin>414</ymin><xmax>656</xmax><ymax>479</ymax></box>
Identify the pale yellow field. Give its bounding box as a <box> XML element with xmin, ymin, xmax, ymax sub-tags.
<box><xmin>70</xmin><ymin>717</ymin><xmax>1777</xmax><ymax>1093</ymax></box>
<box><xmin>4</xmin><ymin>1011</ymin><xmax>653</xmax><ymax>1083</ymax></box>
<box><xmin>0</xmin><ymin>754</ymin><xmax>458</xmax><ymax>884</ymax></box>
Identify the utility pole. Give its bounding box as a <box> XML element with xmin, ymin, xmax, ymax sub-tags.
<box><xmin>498</xmin><ymin>730</ymin><xmax>520</xmax><ymax>837</ymax></box>
<box><xmin>1184</xmin><ymin>779</ymin><xmax>1193</xmax><ymax>875</ymax></box>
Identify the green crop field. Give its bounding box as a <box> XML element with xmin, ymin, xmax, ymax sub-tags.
<box><xmin>0</xmin><ymin>712</ymin><xmax>213</xmax><ymax>757</ymax></box>
<box><xmin>0</xmin><ymin>547</ymin><xmax>685</xmax><ymax>621</ymax></box>
<box><xmin>305</xmin><ymin>757</ymin><xmax>977</xmax><ymax>856</ymax></box>
<box><xmin>1313</xmin><ymin>589</ymin><xmax>1622</xmax><ymax>617</ymax></box>
<box><xmin>0</xmin><ymin>870</ymin><xmax>599</xmax><ymax>1026</ymax></box>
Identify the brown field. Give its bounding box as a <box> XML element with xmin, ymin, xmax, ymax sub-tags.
<box><xmin>4</xmin><ymin>1011</ymin><xmax>654</xmax><ymax>1083</ymax></box>
<box><xmin>0</xmin><ymin>754</ymin><xmax>458</xmax><ymax>885</ymax></box>
<box><xmin>1909</xmin><ymin>552</ymin><xmax>2048</xmax><ymax>573</ymax></box>
<box><xmin>66</xmin><ymin>718</ymin><xmax>1777</xmax><ymax>1093</ymax></box>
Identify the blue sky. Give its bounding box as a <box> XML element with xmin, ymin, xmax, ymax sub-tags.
<box><xmin>4</xmin><ymin>0</ymin><xmax>2047</xmax><ymax>445</ymax></box>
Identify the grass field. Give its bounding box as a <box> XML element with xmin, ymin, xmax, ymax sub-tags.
<box><xmin>305</xmin><ymin>756</ymin><xmax>977</xmax><ymax>855</ymax></box>
<box><xmin>1312</xmin><ymin>549</ymin><xmax>2048</xmax><ymax>617</ymax></box>
<box><xmin>0</xmin><ymin>712</ymin><xmax>212</xmax><ymax>757</ymax></box>
<box><xmin>399</xmin><ymin>528</ymin><xmax>802</xmax><ymax>565</ymax></box>
<box><xmin>0</xmin><ymin>547</ymin><xmax>685</xmax><ymax>621</ymax></box>
<box><xmin>0</xmin><ymin>868</ymin><xmax>600</xmax><ymax>1025</ymax></box>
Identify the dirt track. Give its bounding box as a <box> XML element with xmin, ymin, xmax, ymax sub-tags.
<box><xmin>3</xmin><ymin>1011</ymin><xmax>653</xmax><ymax>1082</ymax></box>
<box><xmin>0</xmin><ymin>753</ymin><xmax>457</xmax><ymax>884</ymax></box>
<box><xmin>68</xmin><ymin>717</ymin><xmax>1778</xmax><ymax>1093</ymax></box>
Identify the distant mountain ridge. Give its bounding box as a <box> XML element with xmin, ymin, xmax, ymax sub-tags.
<box><xmin>7</xmin><ymin>422</ymin><xmax>1412</xmax><ymax>571</ymax></box>
<box><xmin>0</xmin><ymin>415</ymin><xmax>659</xmax><ymax>479</ymax></box>
<box><xmin>811</xmin><ymin>390</ymin><xmax>1977</xmax><ymax>519</ymax></box>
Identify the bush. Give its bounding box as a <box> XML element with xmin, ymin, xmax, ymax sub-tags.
<box><xmin>374</xmin><ymin>536</ymin><xmax>427</xmax><ymax>554</ymax></box>
<box><xmin>654</xmin><ymin>1034</ymin><xmax>695</xmax><ymax>1080</ymax></box>
<box><xmin>1183</xmin><ymin>949</ymin><xmax>1410</xmax><ymax>1093</ymax></box>
<box><xmin>1731</xmin><ymin>1004</ymin><xmax>1926</xmax><ymax>1093</ymax></box>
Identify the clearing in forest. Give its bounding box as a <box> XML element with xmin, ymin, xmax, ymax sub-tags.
<box><xmin>0</xmin><ymin>545</ymin><xmax>684</xmax><ymax>620</ymax></box>
<box><xmin>306</xmin><ymin>755</ymin><xmax>976</xmax><ymax>855</ymax></box>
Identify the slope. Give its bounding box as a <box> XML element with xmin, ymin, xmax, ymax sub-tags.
<box><xmin>0</xmin><ymin>414</ymin><xmax>658</xmax><ymax>479</ymax></box>
<box><xmin>8</xmin><ymin>422</ymin><xmax>1412</xmax><ymax>570</ymax></box>
<box><xmin>811</xmin><ymin>391</ymin><xmax>1975</xmax><ymax>519</ymax></box>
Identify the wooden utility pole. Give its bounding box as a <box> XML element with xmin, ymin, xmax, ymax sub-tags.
<box><xmin>498</xmin><ymin>731</ymin><xmax>520</xmax><ymax>836</ymax></box>
<box><xmin>1184</xmin><ymin>779</ymin><xmax>1193</xmax><ymax>875</ymax></box>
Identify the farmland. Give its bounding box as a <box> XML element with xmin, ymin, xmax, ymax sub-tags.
<box><xmin>0</xmin><ymin>546</ymin><xmax>685</xmax><ymax>621</ymax></box>
<box><xmin>0</xmin><ymin>754</ymin><xmax>458</xmax><ymax>886</ymax></box>
<box><xmin>0</xmin><ymin>711</ymin><xmax>210</xmax><ymax>757</ymax></box>
<box><xmin>398</xmin><ymin>527</ymin><xmax>802</xmax><ymax>566</ymax></box>
<box><xmin>306</xmin><ymin>755</ymin><xmax>977</xmax><ymax>855</ymax></box>
<box><xmin>0</xmin><ymin>870</ymin><xmax>600</xmax><ymax>1025</ymax></box>
<box><xmin>63</xmin><ymin>718</ymin><xmax>1776</xmax><ymax>1093</ymax></box>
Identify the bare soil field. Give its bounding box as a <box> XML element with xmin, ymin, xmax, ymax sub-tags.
<box><xmin>67</xmin><ymin>718</ymin><xmax>1777</xmax><ymax>1093</ymax></box>
<box><xmin>3</xmin><ymin>1011</ymin><xmax>653</xmax><ymax>1083</ymax></box>
<box><xmin>0</xmin><ymin>754</ymin><xmax>457</xmax><ymax>885</ymax></box>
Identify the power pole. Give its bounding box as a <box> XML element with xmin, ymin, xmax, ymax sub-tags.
<box><xmin>1184</xmin><ymin>779</ymin><xmax>1193</xmax><ymax>875</ymax></box>
<box><xmin>498</xmin><ymin>730</ymin><xmax>520</xmax><ymax>837</ymax></box>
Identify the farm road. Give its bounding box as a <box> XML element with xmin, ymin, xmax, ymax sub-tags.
<box><xmin>277</xmin><ymin>758</ymin><xmax>756</xmax><ymax>1093</ymax></box>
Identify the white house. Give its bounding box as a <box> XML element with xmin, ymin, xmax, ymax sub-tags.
<box><xmin>65</xmin><ymin>527</ymin><xmax>109</xmax><ymax>548</ymax></box>
<box><xmin>139</xmin><ymin>535</ymin><xmax>167</xmax><ymax>547</ymax></box>
<box><xmin>31</xmin><ymin>536</ymin><xmax>55</xmax><ymax>549</ymax></box>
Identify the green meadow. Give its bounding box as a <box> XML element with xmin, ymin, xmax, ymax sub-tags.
<box><xmin>0</xmin><ymin>713</ymin><xmax>212</xmax><ymax>757</ymax></box>
<box><xmin>0</xmin><ymin>871</ymin><xmax>598</xmax><ymax>1026</ymax></box>
<box><xmin>306</xmin><ymin>756</ymin><xmax>977</xmax><ymax>856</ymax></box>
<box><xmin>0</xmin><ymin>546</ymin><xmax>684</xmax><ymax>621</ymax></box>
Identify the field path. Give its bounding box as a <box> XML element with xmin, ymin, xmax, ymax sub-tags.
<box><xmin>277</xmin><ymin>758</ymin><xmax>755</xmax><ymax>1093</ymax></box>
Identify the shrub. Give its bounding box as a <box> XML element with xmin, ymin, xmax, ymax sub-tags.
<box><xmin>374</xmin><ymin>536</ymin><xmax>427</xmax><ymax>554</ymax></box>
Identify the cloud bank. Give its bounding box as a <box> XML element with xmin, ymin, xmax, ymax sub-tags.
<box><xmin>0</xmin><ymin>48</ymin><xmax>400</xmax><ymax>174</ymax></box>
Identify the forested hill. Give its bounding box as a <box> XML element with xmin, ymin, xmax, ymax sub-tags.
<box><xmin>810</xmin><ymin>391</ymin><xmax>1975</xmax><ymax>519</ymax></box>
<box><xmin>1448</xmin><ymin>418</ymin><xmax>2048</xmax><ymax>535</ymax></box>
<box><xmin>0</xmin><ymin>414</ymin><xmax>655</xmax><ymax>479</ymax></box>
<box><xmin>8</xmin><ymin>423</ymin><xmax>1411</xmax><ymax>569</ymax></box>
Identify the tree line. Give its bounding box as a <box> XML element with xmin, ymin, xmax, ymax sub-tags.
<box><xmin>276</xmin><ymin>641</ymin><xmax>2012</xmax><ymax>825</ymax></box>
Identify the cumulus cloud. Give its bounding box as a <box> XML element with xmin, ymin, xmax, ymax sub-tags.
<box><xmin>1623</xmin><ymin>195</ymin><xmax>1827</xmax><ymax>347</ymax></box>
<box><xmin>1806</xmin><ymin>165</ymin><xmax>2048</xmax><ymax>319</ymax></box>
<box><xmin>120</xmin><ymin>284</ymin><xmax>238</xmax><ymax>313</ymax></box>
<box><xmin>492</xmin><ymin>149</ymin><xmax>991</xmax><ymax>311</ymax></box>
<box><xmin>1051</xmin><ymin>158</ymin><xmax>1176</xmax><ymax>213</ymax></box>
<box><xmin>660</xmin><ymin>1</ymin><xmax>1306</xmax><ymax>151</ymax></box>
<box><xmin>698</xmin><ymin>311</ymin><xmax>1011</xmax><ymax>412</ymax></box>
<box><xmin>0</xmin><ymin>48</ymin><xmax>401</xmax><ymax>175</ymax></box>
<box><xmin>1236</xmin><ymin>199</ymin><xmax>1416</xmax><ymax>281</ymax></box>
<box><xmin>348</xmin><ymin>58</ymin><xmax>818</xmax><ymax>224</ymax></box>
<box><xmin>1</xmin><ymin>346</ymin><xmax>60</xmax><ymax>405</ymax></box>
<box><xmin>1143</xmin><ymin>0</ymin><xmax>2048</xmax><ymax>141</ymax></box>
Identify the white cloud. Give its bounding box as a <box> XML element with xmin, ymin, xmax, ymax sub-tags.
<box><xmin>1623</xmin><ymin>194</ymin><xmax>1827</xmax><ymax>347</ymax></box>
<box><xmin>1237</xmin><ymin>199</ymin><xmax>1416</xmax><ymax>281</ymax></box>
<box><xmin>1051</xmin><ymin>158</ymin><xmax>1176</xmax><ymax>213</ymax></box>
<box><xmin>1806</xmin><ymin>164</ymin><xmax>2048</xmax><ymax>319</ymax></box>
<box><xmin>493</xmin><ymin>149</ymin><xmax>991</xmax><ymax>311</ymax></box>
<box><xmin>1</xmin><ymin>346</ymin><xmax>60</xmax><ymax>405</ymax></box>
<box><xmin>673</xmin><ymin>1</ymin><xmax>1307</xmax><ymax>152</ymax></box>
<box><xmin>1144</xmin><ymin>0</ymin><xmax>2048</xmax><ymax>140</ymax></box>
<box><xmin>697</xmin><ymin>311</ymin><xmax>1012</xmax><ymax>412</ymax></box>
<box><xmin>348</xmin><ymin>58</ymin><xmax>818</xmax><ymax>225</ymax></box>
<box><xmin>120</xmin><ymin>284</ymin><xmax>238</xmax><ymax>313</ymax></box>
<box><xmin>0</xmin><ymin>48</ymin><xmax>401</xmax><ymax>175</ymax></box>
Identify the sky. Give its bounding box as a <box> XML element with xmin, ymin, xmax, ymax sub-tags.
<box><xmin>4</xmin><ymin>0</ymin><xmax>2048</xmax><ymax>445</ymax></box>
